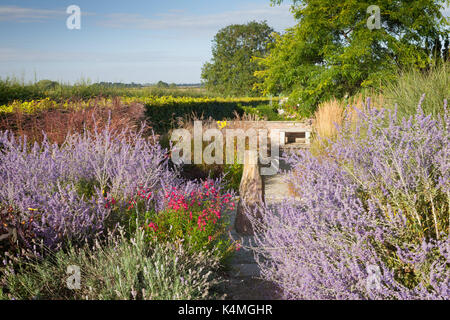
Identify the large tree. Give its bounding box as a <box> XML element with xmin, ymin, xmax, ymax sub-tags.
<box><xmin>254</xmin><ymin>0</ymin><xmax>449</xmax><ymax>116</ymax></box>
<box><xmin>201</xmin><ymin>21</ymin><xmax>275</xmax><ymax>96</ymax></box>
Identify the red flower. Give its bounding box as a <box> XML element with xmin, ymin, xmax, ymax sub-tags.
<box><xmin>148</xmin><ymin>222</ymin><xmax>158</xmax><ymax>232</ymax></box>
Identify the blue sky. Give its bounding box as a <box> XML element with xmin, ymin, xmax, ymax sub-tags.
<box><xmin>0</xmin><ymin>0</ymin><xmax>296</xmax><ymax>84</ymax></box>
<box><xmin>0</xmin><ymin>1</ymin><xmax>448</xmax><ymax>84</ymax></box>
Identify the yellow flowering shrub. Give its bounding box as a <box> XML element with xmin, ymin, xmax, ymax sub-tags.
<box><xmin>0</xmin><ymin>96</ymin><xmax>277</xmax><ymax>115</ymax></box>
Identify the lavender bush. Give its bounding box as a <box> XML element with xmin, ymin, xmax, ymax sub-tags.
<box><xmin>0</xmin><ymin>125</ymin><xmax>179</xmax><ymax>252</ymax></box>
<box><xmin>0</xmin><ymin>227</ymin><xmax>223</xmax><ymax>300</ymax></box>
<box><xmin>248</xmin><ymin>97</ymin><xmax>449</xmax><ymax>299</ymax></box>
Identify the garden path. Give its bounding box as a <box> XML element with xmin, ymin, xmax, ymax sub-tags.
<box><xmin>223</xmin><ymin>157</ymin><xmax>294</xmax><ymax>300</ymax></box>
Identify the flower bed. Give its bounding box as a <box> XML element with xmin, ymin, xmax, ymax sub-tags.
<box><xmin>0</xmin><ymin>126</ymin><xmax>237</xmax><ymax>299</ymax></box>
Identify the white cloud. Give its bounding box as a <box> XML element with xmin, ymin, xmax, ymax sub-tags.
<box><xmin>0</xmin><ymin>5</ymin><xmax>95</xmax><ymax>23</ymax></box>
<box><xmin>1</xmin><ymin>3</ymin><xmax>447</xmax><ymax>30</ymax></box>
<box><xmin>0</xmin><ymin>3</ymin><xmax>294</xmax><ymax>30</ymax></box>
<box><xmin>0</xmin><ymin>5</ymin><xmax>65</xmax><ymax>22</ymax></box>
<box><xmin>0</xmin><ymin>47</ymin><xmax>198</xmax><ymax>64</ymax></box>
<box><xmin>98</xmin><ymin>3</ymin><xmax>295</xmax><ymax>32</ymax></box>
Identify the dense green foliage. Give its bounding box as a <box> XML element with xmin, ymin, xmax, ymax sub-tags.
<box><xmin>201</xmin><ymin>21</ymin><xmax>275</xmax><ymax>96</ymax></box>
<box><xmin>144</xmin><ymin>97</ymin><xmax>273</xmax><ymax>132</ymax></box>
<box><xmin>254</xmin><ymin>0</ymin><xmax>449</xmax><ymax>117</ymax></box>
<box><xmin>242</xmin><ymin>103</ymin><xmax>286</xmax><ymax>120</ymax></box>
<box><xmin>180</xmin><ymin>162</ymin><xmax>244</xmax><ymax>193</ymax></box>
<box><xmin>223</xmin><ymin>163</ymin><xmax>244</xmax><ymax>192</ymax></box>
<box><xmin>0</xmin><ymin>80</ymin><xmax>45</xmax><ymax>105</ymax></box>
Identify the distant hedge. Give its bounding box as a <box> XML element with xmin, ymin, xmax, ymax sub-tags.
<box><xmin>0</xmin><ymin>81</ymin><xmax>46</xmax><ymax>105</ymax></box>
<box><xmin>144</xmin><ymin>96</ymin><xmax>275</xmax><ymax>132</ymax></box>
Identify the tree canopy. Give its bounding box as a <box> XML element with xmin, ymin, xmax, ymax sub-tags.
<box><xmin>201</xmin><ymin>20</ymin><xmax>275</xmax><ymax>96</ymax></box>
<box><xmin>254</xmin><ymin>0</ymin><xmax>450</xmax><ymax>117</ymax></box>
<box><xmin>156</xmin><ymin>81</ymin><xmax>170</xmax><ymax>88</ymax></box>
<box><xmin>36</xmin><ymin>80</ymin><xmax>59</xmax><ymax>90</ymax></box>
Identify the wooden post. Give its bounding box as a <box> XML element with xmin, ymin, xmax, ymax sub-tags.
<box><xmin>235</xmin><ymin>150</ymin><xmax>264</xmax><ymax>235</ymax></box>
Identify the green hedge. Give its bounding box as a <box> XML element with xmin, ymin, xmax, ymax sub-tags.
<box><xmin>0</xmin><ymin>81</ymin><xmax>45</xmax><ymax>105</ymax></box>
<box><xmin>144</xmin><ymin>98</ymin><xmax>273</xmax><ymax>132</ymax></box>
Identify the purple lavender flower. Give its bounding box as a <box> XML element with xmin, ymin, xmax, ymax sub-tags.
<box><xmin>0</xmin><ymin>126</ymin><xmax>180</xmax><ymax>252</ymax></box>
<box><xmin>247</xmin><ymin>98</ymin><xmax>449</xmax><ymax>300</ymax></box>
